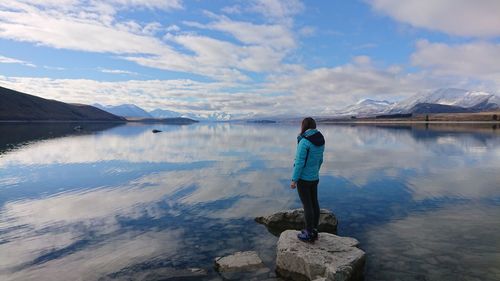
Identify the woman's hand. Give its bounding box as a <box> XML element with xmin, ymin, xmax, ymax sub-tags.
<box><xmin>290</xmin><ymin>181</ymin><xmax>297</xmax><ymax>189</ymax></box>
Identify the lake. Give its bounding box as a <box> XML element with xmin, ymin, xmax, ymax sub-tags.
<box><xmin>0</xmin><ymin>122</ymin><xmax>499</xmax><ymax>281</ymax></box>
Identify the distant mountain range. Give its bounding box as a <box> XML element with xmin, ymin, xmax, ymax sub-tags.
<box><xmin>0</xmin><ymin>86</ymin><xmax>124</xmax><ymax>121</ymax></box>
<box><xmin>150</xmin><ymin>109</ymin><xmax>232</xmax><ymax>121</ymax></box>
<box><xmin>3</xmin><ymin>85</ymin><xmax>497</xmax><ymax>122</ymax></box>
<box><xmin>333</xmin><ymin>88</ymin><xmax>500</xmax><ymax>117</ymax></box>
<box><xmin>93</xmin><ymin>103</ymin><xmax>152</xmax><ymax>118</ymax></box>
<box><xmin>333</xmin><ymin>99</ymin><xmax>395</xmax><ymax>117</ymax></box>
<box><xmin>149</xmin><ymin>108</ymin><xmax>181</xmax><ymax>118</ymax></box>
<box><xmin>97</xmin><ymin>105</ymin><xmax>233</xmax><ymax>121</ymax></box>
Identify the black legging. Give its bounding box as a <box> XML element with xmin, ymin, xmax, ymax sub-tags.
<box><xmin>297</xmin><ymin>179</ymin><xmax>320</xmax><ymax>231</ymax></box>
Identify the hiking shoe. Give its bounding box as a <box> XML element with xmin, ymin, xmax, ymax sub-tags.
<box><xmin>301</xmin><ymin>229</ymin><xmax>319</xmax><ymax>241</ymax></box>
<box><xmin>312</xmin><ymin>228</ymin><xmax>319</xmax><ymax>241</ymax></box>
<box><xmin>297</xmin><ymin>229</ymin><xmax>314</xmax><ymax>243</ymax></box>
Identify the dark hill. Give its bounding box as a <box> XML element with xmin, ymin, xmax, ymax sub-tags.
<box><xmin>410</xmin><ymin>103</ymin><xmax>472</xmax><ymax>114</ymax></box>
<box><xmin>0</xmin><ymin>86</ymin><xmax>125</xmax><ymax>121</ymax></box>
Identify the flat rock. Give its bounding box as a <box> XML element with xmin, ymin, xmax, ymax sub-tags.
<box><xmin>276</xmin><ymin>230</ymin><xmax>365</xmax><ymax>281</ymax></box>
<box><xmin>255</xmin><ymin>209</ymin><xmax>338</xmax><ymax>236</ymax></box>
<box><xmin>214</xmin><ymin>251</ymin><xmax>265</xmax><ymax>273</ymax></box>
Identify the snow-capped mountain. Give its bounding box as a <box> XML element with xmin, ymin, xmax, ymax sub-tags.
<box><xmin>93</xmin><ymin>104</ymin><xmax>152</xmax><ymax>118</ymax></box>
<box><xmin>334</xmin><ymin>88</ymin><xmax>499</xmax><ymax>117</ymax></box>
<box><xmin>149</xmin><ymin>109</ymin><xmax>181</xmax><ymax>118</ymax></box>
<box><xmin>182</xmin><ymin>112</ymin><xmax>233</xmax><ymax>121</ymax></box>
<box><xmin>333</xmin><ymin>99</ymin><xmax>394</xmax><ymax>117</ymax></box>
<box><xmin>388</xmin><ymin>88</ymin><xmax>499</xmax><ymax>113</ymax></box>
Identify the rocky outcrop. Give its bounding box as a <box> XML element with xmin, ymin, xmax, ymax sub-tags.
<box><xmin>255</xmin><ymin>209</ymin><xmax>338</xmax><ymax>236</ymax></box>
<box><xmin>276</xmin><ymin>230</ymin><xmax>365</xmax><ymax>281</ymax></box>
<box><xmin>214</xmin><ymin>251</ymin><xmax>265</xmax><ymax>272</ymax></box>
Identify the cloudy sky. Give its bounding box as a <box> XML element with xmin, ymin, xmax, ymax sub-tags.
<box><xmin>0</xmin><ymin>0</ymin><xmax>499</xmax><ymax>118</ymax></box>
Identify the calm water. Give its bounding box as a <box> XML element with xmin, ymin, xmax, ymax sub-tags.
<box><xmin>0</xmin><ymin>122</ymin><xmax>499</xmax><ymax>281</ymax></box>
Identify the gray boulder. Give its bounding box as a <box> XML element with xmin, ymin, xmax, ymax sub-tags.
<box><xmin>276</xmin><ymin>230</ymin><xmax>365</xmax><ymax>281</ymax></box>
<box><xmin>214</xmin><ymin>251</ymin><xmax>265</xmax><ymax>272</ymax></box>
<box><xmin>255</xmin><ymin>209</ymin><xmax>338</xmax><ymax>236</ymax></box>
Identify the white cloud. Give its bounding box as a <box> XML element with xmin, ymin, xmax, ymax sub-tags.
<box><xmin>0</xmin><ymin>0</ymin><xmax>300</xmax><ymax>82</ymax></box>
<box><xmin>165</xmin><ymin>24</ymin><xmax>180</xmax><ymax>32</ymax></box>
<box><xmin>368</xmin><ymin>0</ymin><xmax>500</xmax><ymax>37</ymax></box>
<box><xmin>7</xmin><ymin>0</ymin><xmax>497</xmax><ymax>115</ymax></box>
<box><xmin>109</xmin><ymin>0</ymin><xmax>183</xmax><ymax>11</ymax></box>
<box><xmin>43</xmin><ymin>65</ymin><xmax>65</xmax><ymax>70</ymax></box>
<box><xmin>173</xmin><ymin>15</ymin><xmax>299</xmax><ymax>77</ymax></box>
<box><xmin>353</xmin><ymin>55</ymin><xmax>372</xmax><ymax>65</ymax></box>
<box><xmin>250</xmin><ymin>0</ymin><xmax>304</xmax><ymax>24</ymax></box>
<box><xmin>263</xmin><ymin>57</ymin><xmax>441</xmax><ymax>113</ymax></box>
<box><xmin>0</xmin><ymin>75</ymin><xmax>284</xmax><ymax>116</ymax></box>
<box><xmin>9</xmin><ymin>0</ymin><xmax>183</xmax><ymax>11</ymax></box>
<box><xmin>126</xmin><ymin>25</ymin><xmax>295</xmax><ymax>80</ymax></box>
<box><xmin>221</xmin><ymin>5</ymin><xmax>242</xmax><ymax>15</ymax></box>
<box><xmin>0</xmin><ymin>55</ymin><xmax>36</xmax><ymax>67</ymax></box>
<box><xmin>0</xmin><ymin>53</ymin><xmax>449</xmax><ymax>117</ymax></box>
<box><xmin>186</xmin><ymin>16</ymin><xmax>296</xmax><ymax>50</ymax></box>
<box><xmin>99</xmin><ymin>68</ymin><xmax>138</xmax><ymax>75</ymax></box>
<box><xmin>411</xmin><ymin>40</ymin><xmax>500</xmax><ymax>89</ymax></box>
<box><xmin>0</xmin><ymin>3</ymin><xmax>171</xmax><ymax>54</ymax></box>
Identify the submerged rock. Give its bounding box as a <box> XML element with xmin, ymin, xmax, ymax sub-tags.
<box><xmin>255</xmin><ymin>209</ymin><xmax>338</xmax><ymax>236</ymax></box>
<box><xmin>276</xmin><ymin>230</ymin><xmax>365</xmax><ymax>281</ymax></box>
<box><xmin>100</xmin><ymin>267</ymin><xmax>207</xmax><ymax>280</ymax></box>
<box><xmin>214</xmin><ymin>251</ymin><xmax>265</xmax><ymax>272</ymax></box>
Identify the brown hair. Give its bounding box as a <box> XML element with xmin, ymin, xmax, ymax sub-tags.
<box><xmin>300</xmin><ymin>117</ymin><xmax>316</xmax><ymax>135</ymax></box>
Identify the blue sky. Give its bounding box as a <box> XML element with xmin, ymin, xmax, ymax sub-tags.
<box><xmin>1</xmin><ymin>0</ymin><xmax>499</xmax><ymax>118</ymax></box>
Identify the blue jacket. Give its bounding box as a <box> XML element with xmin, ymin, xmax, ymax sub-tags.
<box><xmin>292</xmin><ymin>129</ymin><xmax>325</xmax><ymax>182</ymax></box>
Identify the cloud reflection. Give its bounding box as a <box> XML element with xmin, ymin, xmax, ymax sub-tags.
<box><xmin>2</xmin><ymin>230</ymin><xmax>184</xmax><ymax>281</ymax></box>
<box><xmin>0</xmin><ymin>123</ymin><xmax>499</xmax><ymax>280</ymax></box>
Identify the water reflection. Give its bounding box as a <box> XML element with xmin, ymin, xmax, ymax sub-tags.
<box><xmin>365</xmin><ymin>204</ymin><xmax>500</xmax><ymax>281</ymax></box>
<box><xmin>0</xmin><ymin>122</ymin><xmax>121</xmax><ymax>154</ymax></box>
<box><xmin>0</xmin><ymin>123</ymin><xmax>499</xmax><ymax>280</ymax></box>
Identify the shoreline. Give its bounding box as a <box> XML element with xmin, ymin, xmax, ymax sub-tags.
<box><xmin>318</xmin><ymin>120</ymin><xmax>500</xmax><ymax>124</ymax></box>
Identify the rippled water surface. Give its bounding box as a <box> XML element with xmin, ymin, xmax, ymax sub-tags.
<box><xmin>1</xmin><ymin>122</ymin><xmax>499</xmax><ymax>281</ymax></box>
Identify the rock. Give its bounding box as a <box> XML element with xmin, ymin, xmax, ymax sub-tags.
<box><xmin>276</xmin><ymin>230</ymin><xmax>365</xmax><ymax>281</ymax></box>
<box><xmin>152</xmin><ymin>129</ymin><xmax>162</xmax><ymax>133</ymax></box>
<box><xmin>255</xmin><ymin>209</ymin><xmax>338</xmax><ymax>236</ymax></box>
<box><xmin>214</xmin><ymin>251</ymin><xmax>265</xmax><ymax>272</ymax></box>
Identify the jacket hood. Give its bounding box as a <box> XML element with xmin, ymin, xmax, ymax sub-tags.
<box><xmin>298</xmin><ymin>129</ymin><xmax>325</xmax><ymax>146</ymax></box>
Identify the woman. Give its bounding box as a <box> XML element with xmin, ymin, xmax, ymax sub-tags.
<box><xmin>290</xmin><ymin>117</ymin><xmax>325</xmax><ymax>242</ymax></box>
